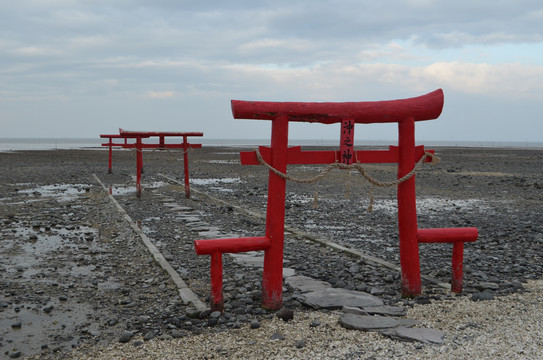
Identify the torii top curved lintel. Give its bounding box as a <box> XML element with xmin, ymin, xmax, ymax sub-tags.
<box><xmin>231</xmin><ymin>89</ymin><xmax>444</xmax><ymax>124</ymax></box>
<box><xmin>118</xmin><ymin>129</ymin><xmax>204</xmax><ymax>138</ymax></box>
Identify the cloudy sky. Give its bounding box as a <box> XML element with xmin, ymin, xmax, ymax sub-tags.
<box><xmin>1</xmin><ymin>0</ymin><xmax>542</xmax><ymax>143</ymax></box>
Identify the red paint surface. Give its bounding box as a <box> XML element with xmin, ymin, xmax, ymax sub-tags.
<box><xmin>195</xmin><ymin>88</ymin><xmax>477</xmax><ymax>308</ymax></box>
<box><xmin>194</xmin><ymin>236</ymin><xmax>270</xmax><ymax>255</ymax></box>
<box><xmin>99</xmin><ymin>131</ymin><xmax>202</xmax><ymax>198</ymax></box>
<box><xmin>417</xmin><ymin>227</ymin><xmax>478</xmax><ymax>293</ymax></box>
<box><xmin>231</xmin><ymin>89</ymin><xmax>443</xmax><ymax>124</ymax></box>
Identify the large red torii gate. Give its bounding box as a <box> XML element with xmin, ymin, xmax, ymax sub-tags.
<box><xmin>194</xmin><ymin>89</ymin><xmax>478</xmax><ymax>311</ymax></box>
<box><xmin>100</xmin><ymin>130</ymin><xmax>203</xmax><ymax>198</ymax></box>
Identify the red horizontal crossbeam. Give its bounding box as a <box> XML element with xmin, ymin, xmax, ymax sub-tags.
<box><xmin>119</xmin><ymin>143</ymin><xmax>202</xmax><ymax>149</ymax></box>
<box><xmin>194</xmin><ymin>236</ymin><xmax>271</xmax><ymax>255</ymax></box>
<box><xmin>240</xmin><ymin>145</ymin><xmax>433</xmax><ymax>165</ymax></box>
<box><xmin>231</xmin><ymin>89</ymin><xmax>443</xmax><ymax>124</ymax></box>
<box><xmin>119</xmin><ymin>129</ymin><xmax>204</xmax><ymax>137</ymax></box>
<box><xmin>417</xmin><ymin>227</ymin><xmax>478</xmax><ymax>243</ymax></box>
<box><xmin>100</xmin><ymin>134</ymin><xmax>124</xmax><ymax>139</ymax></box>
<box><xmin>417</xmin><ymin>227</ymin><xmax>478</xmax><ymax>293</ymax></box>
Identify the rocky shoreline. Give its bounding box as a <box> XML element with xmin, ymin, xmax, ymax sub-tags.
<box><xmin>1</xmin><ymin>147</ymin><xmax>542</xmax><ymax>359</ymax></box>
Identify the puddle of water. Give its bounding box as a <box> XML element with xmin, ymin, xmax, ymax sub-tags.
<box><xmin>369</xmin><ymin>197</ymin><xmax>499</xmax><ymax>215</ymax></box>
<box><xmin>0</xmin><ymin>300</ymin><xmax>99</xmax><ymax>357</ymax></box>
<box><xmin>110</xmin><ymin>186</ymin><xmax>137</xmax><ymax>195</ymax></box>
<box><xmin>2</xmin><ymin>225</ymin><xmax>99</xmax><ymax>274</ymax></box>
<box><xmin>208</xmin><ymin>160</ymin><xmax>238</xmax><ymax>165</ymax></box>
<box><xmin>190</xmin><ymin>177</ymin><xmax>241</xmax><ymax>185</ymax></box>
<box><xmin>17</xmin><ymin>184</ymin><xmax>89</xmax><ymax>201</ymax></box>
<box><xmin>110</xmin><ymin>181</ymin><xmax>168</xmax><ymax>196</ymax></box>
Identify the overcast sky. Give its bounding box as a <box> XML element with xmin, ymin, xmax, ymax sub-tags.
<box><xmin>1</xmin><ymin>0</ymin><xmax>542</xmax><ymax>143</ymax></box>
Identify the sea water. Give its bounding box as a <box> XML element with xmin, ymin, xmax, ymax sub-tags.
<box><xmin>1</xmin><ymin>138</ymin><xmax>542</xmax><ymax>152</ymax></box>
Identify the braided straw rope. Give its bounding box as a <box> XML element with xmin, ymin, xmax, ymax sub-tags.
<box><xmin>255</xmin><ymin>148</ymin><xmax>440</xmax><ymax>210</ymax></box>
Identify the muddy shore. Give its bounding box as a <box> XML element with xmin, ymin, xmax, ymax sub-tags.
<box><xmin>1</xmin><ymin>146</ymin><xmax>542</xmax><ymax>359</ymax></box>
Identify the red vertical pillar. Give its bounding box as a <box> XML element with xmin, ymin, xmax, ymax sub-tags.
<box><xmin>136</xmin><ymin>137</ymin><xmax>143</xmax><ymax>198</ymax></box>
<box><xmin>397</xmin><ymin>116</ymin><xmax>421</xmax><ymax>296</ymax></box>
<box><xmin>183</xmin><ymin>135</ymin><xmax>190</xmax><ymax>199</ymax></box>
<box><xmin>262</xmin><ymin>115</ymin><xmax>289</xmax><ymax>309</ymax></box>
<box><xmin>451</xmin><ymin>242</ymin><xmax>464</xmax><ymax>293</ymax></box>
<box><xmin>108</xmin><ymin>139</ymin><xmax>113</xmax><ymax>174</ymax></box>
<box><xmin>210</xmin><ymin>252</ymin><xmax>224</xmax><ymax>311</ymax></box>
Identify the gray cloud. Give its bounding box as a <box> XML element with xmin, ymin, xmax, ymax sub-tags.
<box><xmin>1</xmin><ymin>0</ymin><xmax>542</xmax><ymax>141</ymax></box>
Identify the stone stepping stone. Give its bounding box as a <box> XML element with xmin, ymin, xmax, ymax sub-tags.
<box><xmin>175</xmin><ymin>215</ymin><xmax>201</xmax><ymax>223</ymax></box>
<box><xmin>340</xmin><ymin>314</ymin><xmax>445</xmax><ymax>344</ymax></box>
<box><xmin>299</xmin><ymin>287</ymin><xmax>384</xmax><ymax>309</ymax></box>
<box><xmin>343</xmin><ymin>305</ymin><xmax>407</xmax><ymax>317</ymax></box>
<box><xmin>228</xmin><ymin>253</ymin><xmax>295</xmax><ymax>278</ymax></box>
<box><xmin>339</xmin><ymin>314</ymin><xmax>418</xmax><ymax>331</ymax></box>
<box><xmin>381</xmin><ymin>327</ymin><xmax>445</xmax><ymax>344</ymax></box>
<box><xmin>285</xmin><ymin>275</ymin><xmax>331</xmax><ymax>293</ymax></box>
<box><xmin>163</xmin><ymin>204</ymin><xmax>194</xmax><ymax>211</ymax></box>
<box><xmin>230</xmin><ymin>251</ymin><xmax>264</xmax><ymax>267</ymax></box>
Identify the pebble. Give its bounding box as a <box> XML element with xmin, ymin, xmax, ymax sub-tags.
<box><xmin>276</xmin><ymin>308</ymin><xmax>294</xmax><ymax>322</ymax></box>
<box><xmin>295</xmin><ymin>338</ymin><xmax>307</xmax><ymax>348</ymax></box>
<box><xmin>472</xmin><ymin>291</ymin><xmax>495</xmax><ymax>301</ymax></box>
<box><xmin>270</xmin><ymin>332</ymin><xmax>285</xmax><ymax>341</ymax></box>
<box><xmin>118</xmin><ymin>331</ymin><xmax>134</xmax><ymax>343</ymax></box>
<box><xmin>250</xmin><ymin>320</ymin><xmax>260</xmax><ymax>329</ymax></box>
<box><xmin>8</xmin><ymin>351</ymin><xmax>22</xmax><ymax>359</ymax></box>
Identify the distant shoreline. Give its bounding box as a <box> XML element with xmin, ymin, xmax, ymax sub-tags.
<box><xmin>1</xmin><ymin>138</ymin><xmax>542</xmax><ymax>152</ymax></box>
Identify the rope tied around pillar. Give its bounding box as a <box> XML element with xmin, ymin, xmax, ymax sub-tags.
<box><xmin>255</xmin><ymin>148</ymin><xmax>440</xmax><ymax>211</ymax></box>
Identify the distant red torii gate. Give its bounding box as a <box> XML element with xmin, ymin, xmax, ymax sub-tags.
<box><xmin>100</xmin><ymin>130</ymin><xmax>203</xmax><ymax>198</ymax></box>
<box><xmin>194</xmin><ymin>89</ymin><xmax>478</xmax><ymax>311</ymax></box>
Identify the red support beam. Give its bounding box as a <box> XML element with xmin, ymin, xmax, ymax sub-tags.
<box><xmin>195</xmin><ymin>88</ymin><xmax>477</xmax><ymax>310</ymax></box>
<box><xmin>194</xmin><ymin>236</ymin><xmax>270</xmax><ymax>255</ymax></box>
<box><xmin>231</xmin><ymin>89</ymin><xmax>443</xmax><ymax>124</ymax></box>
<box><xmin>136</xmin><ymin>137</ymin><xmax>143</xmax><ymax>198</ymax></box>
<box><xmin>183</xmin><ymin>135</ymin><xmax>190</xmax><ymax>199</ymax></box>
<box><xmin>397</xmin><ymin>116</ymin><xmax>421</xmax><ymax>297</ymax></box>
<box><xmin>210</xmin><ymin>252</ymin><xmax>223</xmax><ymax>311</ymax></box>
<box><xmin>240</xmin><ymin>145</ymin><xmax>433</xmax><ymax>166</ymax></box>
<box><xmin>417</xmin><ymin>227</ymin><xmax>478</xmax><ymax>293</ymax></box>
<box><xmin>101</xmin><ymin>130</ymin><xmax>203</xmax><ymax>198</ymax></box>
<box><xmin>262</xmin><ymin>115</ymin><xmax>289</xmax><ymax>309</ymax></box>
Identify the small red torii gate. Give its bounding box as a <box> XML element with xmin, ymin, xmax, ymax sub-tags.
<box><xmin>194</xmin><ymin>89</ymin><xmax>478</xmax><ymax>311</ymax></box>
<box><xmin>100</xmin><ymin>130</ymin><xmax>203</xmax><ymax>198</ymax></box>
<box><xmin>100</xmin><ymin>134</ymin><xmax>134</xmax><ymax>174</ymax></box>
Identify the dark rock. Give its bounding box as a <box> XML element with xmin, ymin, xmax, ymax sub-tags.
<box><xmin>276</xmin><ymin>308</ymin><xmax>294</xmax><ymax>322</ymax></box>
<box><xmin>119</xmin><ymin>331</ymin><xmax>134</xmax><ymax>343</ymax></box>
<box><xmin>250</xmin><ymin>320</ymin><xmax>260</xmax><ymax>329</ymax></box>
<box><xmin>143</xmin><ymin>331</ymin><xmax>155</xmax><ymax>341</ymax></box>
<box><xmin>471</xmin><ymin>291</ymin><xmax>495</xmax><ymax>301</ymax></box>
<box><xmin>271</xmin><ymin>332</ymin><xmax>285</xmax><ymax>341</ymax></box>
<box><xmin>295</xmin><ymin>338</ymin><xmax>306</xmax><ymax>349</ymax></box>
<box><xmin>475</xmin><ymin>282</ymin><xmax>499</xmax><ymax>291</ymax></box>
<box><xmin>9</xmin><ymin>351</ymin><xmax>22</xmax><ymax>359</ymax></box>
<box><xmin>171</xmin><ymin>330</ymin><xmax>186</xmax><ymax>338</ymax></box>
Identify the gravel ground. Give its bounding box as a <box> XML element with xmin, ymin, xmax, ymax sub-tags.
<box><xmin>1</xmin><ymin>146</ymin><xmax>542</xmax><ymax>359</ymax></box>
